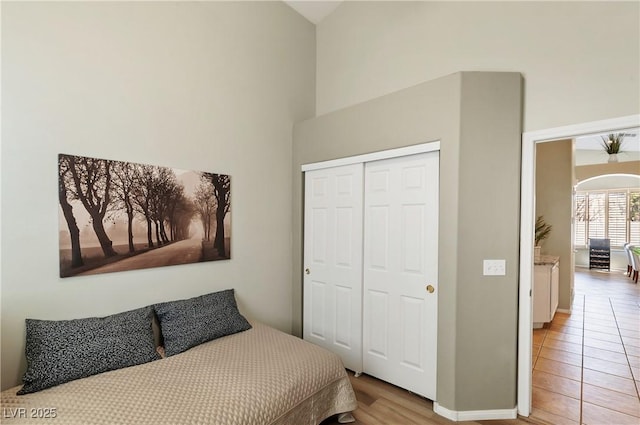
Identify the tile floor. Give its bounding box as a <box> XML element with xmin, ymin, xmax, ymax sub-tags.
<box><xmin>531</xmin><ymin>268</ymin><xmax>640</xmax><ymax>425</ymax></box>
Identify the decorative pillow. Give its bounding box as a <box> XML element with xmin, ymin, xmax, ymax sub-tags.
<box><xmin>154</xmin><ymin>289</ymin><xmax>252</xmax><ymax>357</ymax></box>
<box><xmin>18</xmin><ymin>306</ymin><xmax>159</xmax><ymax>395</ymax></box>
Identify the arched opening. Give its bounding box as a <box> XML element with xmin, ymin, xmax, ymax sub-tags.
<box><xmin>574</xmin><ymin>174</ymin><xmax>640</xmax><ymax>271</ymax></box>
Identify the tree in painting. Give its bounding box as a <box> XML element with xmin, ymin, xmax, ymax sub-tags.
<box><xmin>194</xmin><ymin>181</ymin><xmax>216</xmax><ymax>243</ymax></box>
<box><xmin>150</xmin><ymin>166</ymin><xmax>178</xmax><ymax>246</ymax></box>
<box><xmin>201</xmin><ymin>173</ymin><xmax>231</xmax><ymax>258</ymax></box>
<box><xmin>166</xmin><ymin>189</ymin><xmax>193</xmax><ymax>242</ymax></box>
<box><xmin>64</xmin><ymin>154</ymin><xmax>118</xmax><ymax>258</ymax></box>
<box><xmin>111</xmin><ymin>161</ymin><xmax>139</xmax><ymax>253</ymax></box>
<box><xmin>58</xmin><ymin>155</ymin><xmax>84</xmax><ymax>268</ymax></box>
<box><xmin>133</xmin><ymin>164</ymin><xmax>157</xmax><ymax>249</ymax></box>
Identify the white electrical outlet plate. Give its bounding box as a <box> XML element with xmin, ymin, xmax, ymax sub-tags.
<box><xmin>483</xmin><ymin>259</ymin><xmax>506</xmax><ymax>276</ymax></box>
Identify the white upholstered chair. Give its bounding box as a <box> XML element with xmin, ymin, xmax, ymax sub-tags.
<box><xmin>623</xmin><ymin>243</ymin><xmax>633</xmax><ymax>277</ymax></box>
<box><xmin>627</xmin><ymin>245</ymin><xmax>640</xmax><ymax>283</ymax></box>
<box><xmin>629</xmin><ymin>245</ymin><xmax>639</xmax><ymax>284</ymax></box>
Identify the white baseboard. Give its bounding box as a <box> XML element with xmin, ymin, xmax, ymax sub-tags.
<box><xmin>434</xmin><ymin>402</ymin><xmax>517</xmax><ymax>421</ymax></box>
<box><xmin>556</xmin><ymin>308</ymin><xmax>572</xmax><ymax>314</ymax></box>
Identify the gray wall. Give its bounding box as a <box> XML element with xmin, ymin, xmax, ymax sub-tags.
<box><xmin>293</xmin><ymin>72</ymin><xmax>522</xmax><ymax>412</ymax></box>
<box><xmin>1</xmin><ymin>1</ymin><xmax>315</xmax><ymax>390</ymax></box>
<box><xmin>536</xmin><ymin>140</ymin><xmax>575</xmax><ymax>310</ymax></box>
<box><xmin>316</xmin><ymin>1</ymin><xmax>639</xmax><ymax>131</ymax></box>
<box><xmin>311</xmin><ymin>1</ymin><xmax>639</xmax><ymax>412</ymax></box>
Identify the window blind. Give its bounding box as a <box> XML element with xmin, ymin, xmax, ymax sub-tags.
<box><xmin>574</xmin><ymin>193</ymin><xmax>587</xmax><ymax>247</ymax></box>
<box><xmin>607</xmin><ymin>192</ymin><xmax>627</xmax><ymax>247</ymax></box>
<box><xmin>588</xmin><ymin>193</ymin><xmax>606</xmax><ymax>240</ymax></box>
<box><xmin>574</xmin><ymin>189</ymin><xmax>640</xmax><ymax>247</ymax></box>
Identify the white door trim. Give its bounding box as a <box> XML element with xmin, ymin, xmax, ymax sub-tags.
<box><xmin>301</xmin><ymin>141</ymin><xmax>440</xmax><ymax>172</ymax></box>
<box><xmin>517</xmin><ymin>114</ymin><xmax>640</xmax><ymax>417</ymax></box>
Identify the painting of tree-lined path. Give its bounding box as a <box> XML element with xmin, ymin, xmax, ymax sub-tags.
<box><xmin>58</xmin><ymin>154</ymin><xmax>231</xmax><ymax>277</ymax></box>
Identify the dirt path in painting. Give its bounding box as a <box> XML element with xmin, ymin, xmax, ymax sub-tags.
<box><xmin>78</xmin><ymin>238</ymin><xmax>203</xmax><ymax>276</ymax></box>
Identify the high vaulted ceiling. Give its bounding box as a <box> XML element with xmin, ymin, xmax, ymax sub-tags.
<box><xmin>284</xmin><ymin>1</ymin><xmax>343</xmax><ymax>24</ymax></box>
<box><xmin>282</xmin><ymin>1</ymin><xmax>640</xmax><ymax>168</ymax></box>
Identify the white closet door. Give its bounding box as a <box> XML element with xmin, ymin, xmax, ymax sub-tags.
<box><xmin>363</xmin><ymin>151</ymin><xmax>439</xmax><ymax>400</ymax></box>
<box><xmin>303</xmin><ymin>163</ymin><xmax>364</xmax><ymax>373</ymax></box>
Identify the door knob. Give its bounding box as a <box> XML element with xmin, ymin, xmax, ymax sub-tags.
<box><xmin>305</xmin><ymin>268</ymin><xmax>310</xmax><ymax>275</ymax></box>
<box><xmin>426</xmin><ymin>284</ymin><xmax>435</xmax><ymax>293</ymax></box>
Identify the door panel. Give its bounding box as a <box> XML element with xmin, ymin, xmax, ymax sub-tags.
<box><xmin>363</xmin><ymin>151</ymin><xmax>439</xmax><ymax>400</ymax></box>
<box><xmin>400</xmin><ymin>295</ymin><xmax>424</xmax><ymax>370</ymax></box>
<box><xmin>402</xmin><ymin>205</ymin><xmax>424</xmax><ymax>273</ymax></box>
<box><xmin>311</xmin><ymin>209</ymin><xmax>327</xmax><ymax>264</ymax></box>
<box><xmin>334</xmin><ymin>285</ymin><xmax>352</xmax><ymax>348</ymax></box>
<box><xmin>368</xmin><ymin>206</ymin><xmax>390</xmax><ymax>269</ymax></box>
<box><xmin>303</xmin><ymin>164</ymin><xmax>364</xmax><ymax>373</ymax></box>
<box><xmin>366</xmin><ymin>290</ymin><xmax>389</xmax><ymax>358</ymax></box>
<box><xmin>309</xmin><ymin>281</ymin><xmax>326</xmax><ymax>339</ymax></box>
<box><xmin>336</xmin><ymin>207</ymin><xmax>354</xmax><ymax>266</ymax></box>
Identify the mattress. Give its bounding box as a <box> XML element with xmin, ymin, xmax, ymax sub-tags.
<box><xmin>0</xmin><ymin>322</ymin><xmax>357</xmax><ymax>424</ymax></box>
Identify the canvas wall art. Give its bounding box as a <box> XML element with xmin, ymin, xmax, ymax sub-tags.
<box><xmin>58</xmin><ymin>154</ymin><xmax>231</xmax><ymax>277</ymax></box>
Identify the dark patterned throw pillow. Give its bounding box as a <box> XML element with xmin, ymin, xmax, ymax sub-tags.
<box><xmin>18</xmin><ymin>306</ymin><xmax>159</xmax><ymax>395</ymax></box>
<box><xmin>154</xmin><ymin>289</ymin><xmax>252</xmax><ymax>357</ymax></box>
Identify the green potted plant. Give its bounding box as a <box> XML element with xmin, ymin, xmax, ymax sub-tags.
<box><xmin>534</xmin><ymin>216</ymin><xmax>552</xmax><ymax>261</ymax></box>
<box><xmin>601</xmin><ymin>133</ymin><xmax>626</xmax><ymax>162</ymax></box>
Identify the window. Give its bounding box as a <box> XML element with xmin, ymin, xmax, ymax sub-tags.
<box><xmin>587</xmin><ymin>193</ymin><xmax>606</xmax><ymax>239</ymax></box>
<box><xmin>631</xmin><ymin>191</ymin><xmax>640</xmax><ymax>243</ymax></box>
<box><xmin>574</xmin><ymin>189</ymin><xmax>640</xmax><ymax>247</ymax></box>
<box><xmin>575</xmin><ymin>193</ymin><xmax>586</xmax><ymax>246</ymax></box>
<box><xmin>607</xmin><ymin>192</ymin><xmax>627</xmax><ymax>246</ymax></box>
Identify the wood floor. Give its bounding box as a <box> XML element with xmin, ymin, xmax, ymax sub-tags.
<box><xmin>322</xmin><ymin>268</ymin><xmax>639</xmax><ymax>425</ymax></box>
<box><xmin>530</xmin><ymin>268</ymin><xmax>640</xmax><ymax>424</ymax></box>
<box><xmin>321</xmin><ymin>371</ymin><xmax>541</xmax><ymax>425</ymax></box>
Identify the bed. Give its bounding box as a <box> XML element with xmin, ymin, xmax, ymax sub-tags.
<box><xmin>0</xmin><ymin>291</ymin><xmax>357</xmax><ymax>424</ymax></box>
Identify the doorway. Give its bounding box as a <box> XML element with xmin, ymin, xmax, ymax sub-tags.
<box><xmin>518</xmin><ymin>114</ymin><xmax>640</xmax><ymax>416</ymax></box>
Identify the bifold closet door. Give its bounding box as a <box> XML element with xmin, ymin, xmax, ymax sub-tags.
<box><xmin>303</xmin><ymin>163</ymin><xmax>364</xmax><ymax>373</ymax></box>
<box><xmin>363</xmin><ymin>151</ymin><xmax>439</xmax><ymax>400</ymax></box>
